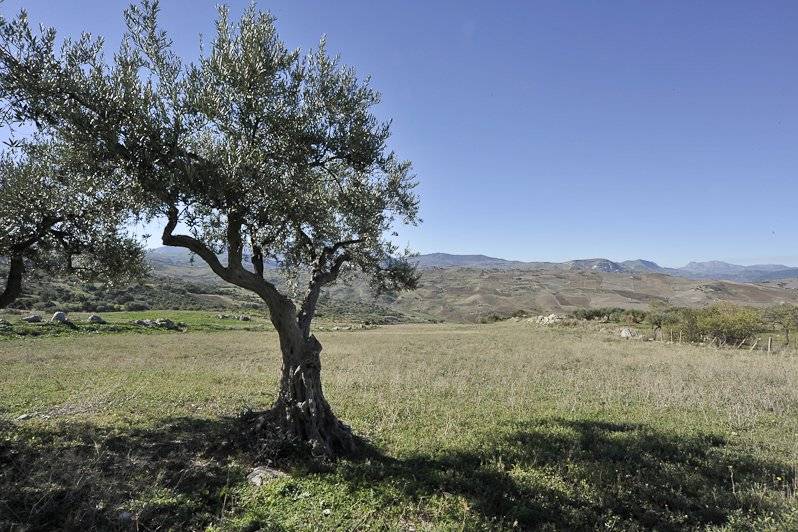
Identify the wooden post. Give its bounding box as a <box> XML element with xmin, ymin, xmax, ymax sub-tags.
<box><xmin>767</xmin><ymin>336</ymin><xmax>772</xmax><ymax>354</ymax></box>
<box><xmin>736</xmin><ymin>338</ymin><xmax>746</xmax><ymax>349</ymax></box>
<box><xmin>679</xmin><ymin>331</ymin><xmax>682</xmax><ymax>343</ymax></box>
<box><xmin>670</xmin><ymin>330</ymin><xmax>674</xmax><ymax>343</ymax></box>
<box><xmin>750</xmin><ymin>339</ymin><xmax>759</xmax><ymax>351</ymax></box>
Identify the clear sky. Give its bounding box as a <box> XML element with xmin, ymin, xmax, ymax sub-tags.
<box><xmin>4</xmin><ymin>1</ymin><xmax>797</xmax><ymax>267</ymax></box>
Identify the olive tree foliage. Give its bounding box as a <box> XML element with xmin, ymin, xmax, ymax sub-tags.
<box><xmin>0</xmin><ymin>1</ymin><xmax>419</xmax><ymax>454</ymax></box>
<box><xmin>0</xmin><ymin>140</ymin><xmax>147</xmax><ymax>309</ymax></box>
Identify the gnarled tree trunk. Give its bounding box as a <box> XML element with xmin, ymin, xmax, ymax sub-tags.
<box><xmin>262</xmin><ymin>306</ymin><xmax>355</xmax><ymax>457</ymax></box>
<box><xmin>272</xmin><ymin>331</ymin><xmax>355</xmax><ymax>456</ymax></box>
<box><xmin>0</xmin><ymin>254</ymin><xmax>24</xmax><ymax>309</ymax></box>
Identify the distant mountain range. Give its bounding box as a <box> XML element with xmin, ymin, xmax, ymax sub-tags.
<box><xmin>147</xmin><ymin>247</ymin><xmax>798</xmax><ymax>284</ymax></box>
<box><xmin>412</xmin><ymin>253</ymin><xmax>798</xmax><ymax>283</ymax></box>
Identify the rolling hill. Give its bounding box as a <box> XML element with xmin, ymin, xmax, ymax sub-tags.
<box><xmin>138</xmin><ymin>248</ymin><xmax>798</xmax><ymax>322</ymax></box>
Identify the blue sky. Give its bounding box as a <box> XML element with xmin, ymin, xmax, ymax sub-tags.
<box><xmin>4</xmin><ymin>1</ymin><xmax>797</xmax><ymax>267</ymax></box>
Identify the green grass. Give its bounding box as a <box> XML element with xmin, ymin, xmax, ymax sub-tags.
<box><xmin>0</xmin><ymin>310</ymin><xmax>274</xmax><ymax>339</ymax></box>
<box><xmin>0</xmin><ymin>309</ymin><xmax>395</xmax><ymax>340</ymax></box>
<box><xmin>1</xmin><ymin>323</ymin><xmax>797</xmax><ymax>530</ymax></box>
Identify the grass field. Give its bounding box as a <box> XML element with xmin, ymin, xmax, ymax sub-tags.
<box><xmin>1</xmin><ymin>322</ymin><xmax>797</xmax><ymax>530</ymax></box>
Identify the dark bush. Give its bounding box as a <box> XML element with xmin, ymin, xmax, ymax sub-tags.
<box><xmin>124</xmin><ymin>301</ymin><xmax>151</xmax><ymax>312</ymax></box>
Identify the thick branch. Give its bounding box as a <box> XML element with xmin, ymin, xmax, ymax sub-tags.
<box><xmin>251</xmin><ymin>241</ymin><xmax>264</xmax><ymax>278</ymax></box>
<box><xmin>321</xmin><ymin>238</ymin><xmax>363</xmax><ymax>259</ymax></box>
<box><xmin>161</xmin><ymin>205</ymin><xmax>289</xmax><ymax>315</ymax></box>
<box><xmin>0</xmin><ymin>254</ymin><xmax>24</xmax><ymax>309</ymax></box>
<box><xmin>161</xmin><ymin>205</ymin><xmax>232</xmax><ymax>281</ymax></box>
<box><xmin>294</xmin><ymin>237</ymin><xmax>363</xmax><ymax>335</ymax></box>
<box><xmin>294</xmin><ymin>224</ymin><xmax>317</xmax><ymax>261</ymax></box>
<box><xmin>226</xmin><ymin>212</ymin><xmax>244</xmax><ymax>270</ymax></box>
<box><xmin>298</xmin><ymin>251</ymin><xmax>351</xmax><ymax>336</ymax></box>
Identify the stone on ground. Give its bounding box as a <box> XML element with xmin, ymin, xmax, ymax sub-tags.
<box><xmin>247</xmin><ymin>466</ymin><xmax>287</xmax><ymax>486</ymax></box>
<box><xmin>87</xmin><ymin>314</ymin><xmax>107</xmax><ymax>324</ymax></box>
<box><xmin>51</xmin><ymin>311</ymin><xmax>69</xmax><ymax>323</ymax></box>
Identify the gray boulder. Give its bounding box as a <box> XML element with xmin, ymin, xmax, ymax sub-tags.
<box><xmin>22</xmin><ymin>315</ymin><xmax>42</xmax><ymax>323</ymax></box>
<box><xmin>51</xmin><ymin>311</ymin><xmax>69</xmax><ymax>323</ymax></box>
<box><xmin>87</xmin><ymin>314</ymin><xmax>107</xmax><ymax>324</ymax></box>
<box><xmin>134</xmin><ymin>318</ymin><xmax>184</xmax><ymax>331</ymax></box>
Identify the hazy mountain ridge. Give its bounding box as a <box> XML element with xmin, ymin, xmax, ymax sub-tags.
<box><xmin>147</xmin><ymin>248</ymin><xmax>798</xmax><ymax>283</ymax></box>
<box><xmin>409</xmin><ymin>253</ymin><xmax>798</xmax><ymax>282</ymax></box>
<box><xmin>412</xmin><ymin>253</ymin><xmax>528</xmax><ymax>269</ymax></box>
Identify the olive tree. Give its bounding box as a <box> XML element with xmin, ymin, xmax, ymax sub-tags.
<box><xmin>0</xmin><ymin>140</ymin><xmax>146</xmax><ymax>309</ymax></box>
<box><xmin>0</xmin><ymin>2</ymin><xmax>419</xmax><ymax>455</ymax></box>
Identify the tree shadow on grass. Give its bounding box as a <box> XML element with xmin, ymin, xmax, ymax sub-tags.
<box><xmin>0</xmin><ymin>415</ymin><xmax>287</xmax><ymax>531</ymax></box>
<box><xmin>341</xmin><ymin>418</ymin><xmax>796</xmax><ymax>530</ymax></box>
<box><xmin>0</xmin><ymin>416</ymin><xmax>795</xmax><ymax>531</ymax></box>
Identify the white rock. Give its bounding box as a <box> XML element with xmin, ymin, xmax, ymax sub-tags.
<box><xmin>531</xmin><ymin>313</ymin><xmax>567</xmax><ymax>326</ymax></box>
<box><xmin>620</xmin><ymin>327</ymin><xmax>638</xmax><ymax>339</ymax></box>
<box><xmin>87</xmin><ymin>314</ymin><xmax>106</xmax><ymax>324</ymax></box>
<box><xmin>51</xmin><ymin>311</ymin><xmax>69</xmax><ymax>323</ymax></box>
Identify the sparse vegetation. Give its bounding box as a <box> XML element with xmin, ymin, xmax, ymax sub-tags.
<box><xmin>569</xmin><ymin>303</ymin><xmax>774</xmax><ymax>347</ymax></box>
<box><xmin>571</xmin><ymin>307</ymin><xmax>646</xmax><ymax>323</ymax></box>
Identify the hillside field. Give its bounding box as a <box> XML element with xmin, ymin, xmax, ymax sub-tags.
<box><xmin>1</xmin><ymin>322</ymin><xmax>797</xmax><ymax>530</ymax></box>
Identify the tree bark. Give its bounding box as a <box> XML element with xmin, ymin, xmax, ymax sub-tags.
<box><xmin>0</xmin><ymin>254</ymin><xmax>24</xmax><ymax>309</ymax></box>
<box><xmin>267</xmin><ymin>322</ymin><xmax>356</xmax><ymax>457</ymax></box>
